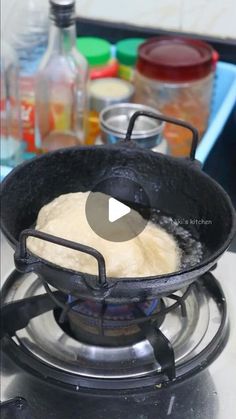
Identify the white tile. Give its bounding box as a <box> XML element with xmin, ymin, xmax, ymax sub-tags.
<box><xmin>77</xmin><ymin>0</ymin><xmax>236</xmax><ymax>39</ymax></box>
<box><xmin>181</xmin><ymin>0</ymin><xmax>236</xmax><ymax>39</ymax></box>
<box><xmin>77</xmin><ymin>0</ymin><xmax>182</xmax><ymax>31</ymax></box>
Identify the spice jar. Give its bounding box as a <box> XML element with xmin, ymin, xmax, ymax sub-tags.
<box><xmin>116</xmin><ymin>38</ymin><xmax>145</xmax><ymax>82</ymax></box>
<box><xmin>77</xmin><ymin>37</ymin><xmax>118</xmax><ymax>80</ymax></box>
<box><xmin>134</xmin><ymin>37</ymin><xmax>218</xmax><ymax>156</ymax></box>
<box><xmin>86</xmin><ymin>78</ymin><xmax>134</xmax><ymax>145</ymax></box>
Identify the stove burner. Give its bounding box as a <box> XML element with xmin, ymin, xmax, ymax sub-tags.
<box><xmin>63</xmin><ymin>297</ymin><xmax>164</xmax><ymax>346</ymax></box>
<box><xmin>69</xmin><ymin>297</ymin><xmax>160</xmax><ymax>319</ymax></box>
<box><xmin>1</xmin><ymin>270</ymin><xmax>228</xmax><ymax>390</ymax></box>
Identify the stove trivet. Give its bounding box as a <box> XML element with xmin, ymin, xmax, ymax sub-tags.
<box><xmin>1</xmin><ymin>270</ymin><xmax>228</xmax><ymax>390</ymax></box>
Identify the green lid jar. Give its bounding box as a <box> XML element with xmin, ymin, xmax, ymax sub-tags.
<box><xmin>116</xmin><ymin>38</ymin><xmax>145</xmax><ymax>81</ymax></box>
<box><xmin>76</xmin><ymin>37</ymin><xmax>118</xmax><ymax>79</ymax></box>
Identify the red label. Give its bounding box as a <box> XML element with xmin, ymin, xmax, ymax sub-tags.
<box><xmin>21</xmin><ymin>100</ymin><xmax>36</xmax><ymax>152</ymax></box>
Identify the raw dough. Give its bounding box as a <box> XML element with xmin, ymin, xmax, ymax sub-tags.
<box><xmin>27</xmin><ymin>192</ymin><xmax>181</xmax><ymax>277</ymax></box>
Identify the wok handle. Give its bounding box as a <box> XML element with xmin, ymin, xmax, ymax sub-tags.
<box><xmin>124</xmin><ymin>111</ymin><xmax>199</xmax><ymax>161</ymax></box>
<box><xmin>17</xmin><ymin>229</ymin><xmax>107</xmax><ymax>287</ymax></box>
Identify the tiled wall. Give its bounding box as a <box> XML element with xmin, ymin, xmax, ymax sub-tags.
<box><xmin>2</xmin><ymin>0</ymin><xmax>236</xmax><ymax>39</ymax></box>
<box><xmin>77</xmin><ymin>0</ymin><xmax>236</xmax><ymax>39</ymax></box>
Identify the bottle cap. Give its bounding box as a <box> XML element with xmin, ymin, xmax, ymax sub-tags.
<box><xmin>137</xmin><ymin>37</ymin><xmax>217</xmax><ymax>82</ymax></box>
<box><xmin>76</xmin><ymin>37</ymin><xmax>111</xmax><ymax>66</ymax></box>
<box><xmin>50</xmin><ymin>0</ymin><xmax>75</xmax><ymax>28</ymax></box>
<box><xmin>116</xmin><ymin>38</ymin><xmax>145</xmax><ymax>67</ymax></box>
<box><xmin>51</xmin><ymin>0</ymin><xmax>74</xmax><ymax>4</ymax></box>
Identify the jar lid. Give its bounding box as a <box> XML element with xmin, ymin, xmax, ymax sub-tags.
<box><xmin>137</xmin><ymin>37</ymin><xmax>217</xmax><ymax>82</ymax></box>
<box><xmin>76</xmin><ymin>37</ymin><xmax>111</xmax><ymax>66</ymax></box>
<box><xmin>116</xmin><ymin>38</ymin><xmax>145</xmax><ymax>66</ymax></box>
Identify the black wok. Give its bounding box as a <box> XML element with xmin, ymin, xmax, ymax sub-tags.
<box><xmin>1</xmin><ymin>112</ymin><xmax>235</xmax><ymax>303</ymax></box>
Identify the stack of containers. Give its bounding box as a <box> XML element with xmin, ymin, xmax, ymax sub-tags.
<box><xmin>116</xmin><ymin>38</ymin><xmax>145</xmax><ymax>82</ymax></box>
<box><xmin>77</xmin><ymin>37</ymin><xmax>136</xmax><ymax>145</ymax></box>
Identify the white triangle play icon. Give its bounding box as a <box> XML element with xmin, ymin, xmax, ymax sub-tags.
<box><xmin>108</xmin><ymin>198</ymin><xmax>131</xmax><ymax>223</ymax></box>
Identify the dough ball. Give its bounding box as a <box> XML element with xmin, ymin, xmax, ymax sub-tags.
<box><xmin>27</xmin><ymin>192</ymin><xmax>181</xmax><ymax>277</ymax></box>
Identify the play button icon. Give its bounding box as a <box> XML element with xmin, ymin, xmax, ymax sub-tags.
<box><xmin>109</xmin><ymin>198</ymin><xmax>131</xmax><ymax>223</ymax></box>
<box><xmin>85</xmin><ymin>177</ymin><xmax>150</xmax><ymax>242</ymax></box>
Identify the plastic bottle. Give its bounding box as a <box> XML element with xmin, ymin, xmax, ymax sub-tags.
<box><xmin>0</xmin><ymin>41</ymin><xmax>23</xmax><ymax>168</ymax></box>
<box><xmin>4</xmin><ymin>0</ymin><xmax>49</xmax><ymax>152</ymax></box>
<box><xmin>35</xmin><ymin>0</ymin><xmax>89</xmax><ymax>152</ymax></box>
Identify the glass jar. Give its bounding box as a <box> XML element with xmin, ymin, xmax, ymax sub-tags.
<box><xmin>134</xmin><ymin>37</ymin><xmax>218</xmax><ymax>157</ymax></box>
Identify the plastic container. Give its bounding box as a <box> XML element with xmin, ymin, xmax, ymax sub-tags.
<box><xmin>196</xmin><ymin>61</ymin><xmax>236</xmax><ymax>163</ymax></box>
<box><xmin>77</xmin><ymin>37</ymin><xmax>118</xmax><ymax>80</ymax></box>
<box><xmin>0</xmin><ymin>41</ymin><xmax>24</xmax><ymax>168</ymax></box>
<box><xmin>4</xmin><ymin>0</ymin><xmax>49</xmax><ymax>152</ymax></box>
<box><xmin>86</xmin><ymin>78</ymin><xmax>134</xmax><ymax>145</ymax></box>
<box><xmin>35</xmin><ymin>0</ymin><xmax>88</xmax><ymax>152</ymax></box>
<box><xmin>116</xmin><ymin>38</ymin><xmax>145</xmax><ymax>82</ymax></box>
<box><xmin>134</xmin><ymin>37</ymin><xmax>218</xmax><ymax>157</ymax></box>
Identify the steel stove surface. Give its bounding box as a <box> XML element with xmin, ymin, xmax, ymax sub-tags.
<box><xmin>1</xmin><ymin>236</ymin><xmax>236</xmax><ymax>419</ymax></box>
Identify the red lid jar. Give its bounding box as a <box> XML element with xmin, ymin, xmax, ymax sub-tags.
<box><xmin>136</xmin><ymin>37</ymin><xmax>218</xmax><ymax>83</ymax></box>
<box><xmin>134</xmin><ymin>37</ymin><xmax>218</xmax><ymax>157</ymax></box>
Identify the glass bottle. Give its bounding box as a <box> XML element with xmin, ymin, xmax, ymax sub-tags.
<box><xmin>35</xmin><ymin>0</ymin><xmax>89</xmax><ymax>152</ymax></box>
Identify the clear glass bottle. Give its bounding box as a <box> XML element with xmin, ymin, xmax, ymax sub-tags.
<box><xmin>0</xmin><ymin>41</ymin><xmax>23</xmax><ymax>168</ymax></box>
<box><xmin>35</xmin><ymin>0</ymin><xmax>89</xmax><ymax>152</ymax></box>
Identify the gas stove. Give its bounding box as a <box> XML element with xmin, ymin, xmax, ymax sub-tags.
<box><xmin>1</xmin><ymin>235</ymin><xmax>236</xmax><ymax>419</ymax></box>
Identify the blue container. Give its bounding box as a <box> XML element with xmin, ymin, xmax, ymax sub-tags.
<box><xmin>196</xmin><ymin>61</ymin><xmax>236</xmax><ymax>163</ymax></box>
